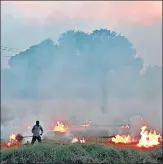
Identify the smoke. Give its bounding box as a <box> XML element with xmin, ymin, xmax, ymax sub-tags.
<box><xmin>1</xmin><ymin>29</ymin><xmax>162</xmax><ymax>141</ymax></box>
<box><xmin>1</xmin><ymin>1</ymin><xmax>162</xmax><ymax>71</ymax></box>
<box><xmin>1</xmin><ymin>96</ymin><xmax>162</xmax><ymax>140</ymax></box>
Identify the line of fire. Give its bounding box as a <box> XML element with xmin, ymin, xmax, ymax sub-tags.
<box><xmin>1</xmin><ymin>119</ymin><xmax>162</xmax><ymax>151</ymax></box>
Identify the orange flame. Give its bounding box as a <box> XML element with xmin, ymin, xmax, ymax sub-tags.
<box><xmin>111</xmin><ymin>134</ymin><xmax>136</xmax><ymax>144</ymax></box>
<box><xmin>137</xmin><ymin>125</ymin><xmax>161</xmax><ymax>148</ymax></box>
<box><xmin>9</xmin><ymin>133</ymin><xmax>16</xmax><ymax>140</ymax></box>
<box><xmin>53</xmin><ymin>121</ymin><xmax>68</xmax><ymax>133</ymax></box>
<box><xmin>111</xmin><ymin>125</ymin><xmax>162</xmax><ymax>148</ymax></box>
<box><xmin>7</xmin><ymin>133</ymin><xmax>17</xmax><ymax>146</ymax></box>
<box><xmin>80</xmin><ymin>138</ymin><xmax>86</xmax><ymax>143</ymax></box>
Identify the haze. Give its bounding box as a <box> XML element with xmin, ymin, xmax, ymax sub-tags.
<box><xmin>1</xmin><ymin>1</ymin><xmax>162</xmax><ymax>140</ymax></box>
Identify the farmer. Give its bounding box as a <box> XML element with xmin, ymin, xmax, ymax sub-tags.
<box><xmin>31</xmin><ymin>120</ymin><xmax>43</xmax><ymax>144</ymax></box>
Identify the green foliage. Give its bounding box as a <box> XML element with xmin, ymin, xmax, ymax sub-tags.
<box><xmin>1</xmin><ymin>143</ymin><xmax>160</xmax><ymax>164</ymax></box>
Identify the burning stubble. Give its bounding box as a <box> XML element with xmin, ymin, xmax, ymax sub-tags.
<box><xmin>1</xmin><ymin>96</ymin><xmax>162</xmax><ymax>141</ymax></box>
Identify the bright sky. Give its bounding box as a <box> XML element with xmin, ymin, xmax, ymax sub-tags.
<box><xmin>1</xmin><ymin>1</ymin><xmax>162</xmax><ymax>69</ymax></box>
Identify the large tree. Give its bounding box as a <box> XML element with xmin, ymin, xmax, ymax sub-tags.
<box><xmin>4</xmin><ymin>28</ymin><xmax>159</xmax><ymax>115</ymax></box>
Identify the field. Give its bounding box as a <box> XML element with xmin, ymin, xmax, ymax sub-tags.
<box><xmin>1</xmin><ymin>122</ymin><xmax>162</xmax><ymax>163</ymax></box>
<box><xmin>1</xmin><ymin>143</ymin><xmax>162</xmax><ymax>164</ymax></box>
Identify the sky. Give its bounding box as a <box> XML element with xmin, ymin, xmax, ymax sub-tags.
<box><xmin>1</xmin><ymin>1</ymin><xmax>162</xmax><ymax>70</ymax></box>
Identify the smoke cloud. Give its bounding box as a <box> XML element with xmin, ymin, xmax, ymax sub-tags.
<box><xmin>1</xmin><ymin>29</ymin><xmax>162</xmax><ymax>141</ymax></box>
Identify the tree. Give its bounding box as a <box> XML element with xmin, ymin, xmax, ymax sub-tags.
<box><xmin>4</xmin><ymin>29</ymin><xmax>145</xmax><ymax>105</ymax></box>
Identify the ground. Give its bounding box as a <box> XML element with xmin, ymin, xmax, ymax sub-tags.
<box><xmin>1</xmin><ymin>143</ymin><xmax>162</xmax><ymax>164</ymax></box>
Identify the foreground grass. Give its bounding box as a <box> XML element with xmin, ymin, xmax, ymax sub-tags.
<box><xmin>1</xmin><ymin>143</ymin><xmax>162</xmax><ymax>164</ymax></box>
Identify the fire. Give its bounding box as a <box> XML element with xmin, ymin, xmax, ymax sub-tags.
<box><xmin>54</xmin><ymin>121</ymin><xmax>68</xmax><ymax>133</ymax></box>
<box><xmin>80</xmin><ymin>138</ymin><xmax>86</xmax><ymax>143</ymax></box>
<box><xmin>7</xmin><ymin>133</ymin><xmax>17</xmax><ymax>146</ymax></box>
<box><xmin>111</xmin><ymin>125</ymin><xmax>162</xmax><ymax>148</ymax></box>
<box><xmin>9</xmin><ymin>133</ymin><xmax>16</xmax><ymax>140</ymax></box>
<box><xmin>111</xmin><ymin>134</ymin><xmax>136</xmax><ymax>144</ymax></box>
<box><xmin>137</xmin><ymin>125</ymin><xmax>161</xmax><ymax>148</ymax></box>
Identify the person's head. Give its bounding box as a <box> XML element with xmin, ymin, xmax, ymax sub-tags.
<box><xmin>36</xmin><ymin>120</ymin><xmax>39</xmax><ymax>126</ymax></box>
